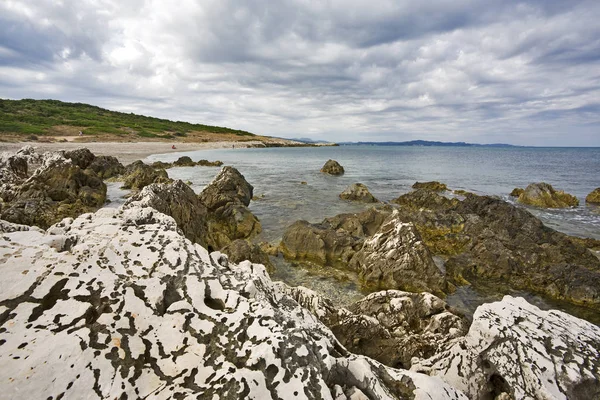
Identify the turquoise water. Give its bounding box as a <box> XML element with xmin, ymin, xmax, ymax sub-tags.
<box><xmin>144</xmin><ymin>146</ymin><xmax>600</xmax><ymax>322</ymax></box>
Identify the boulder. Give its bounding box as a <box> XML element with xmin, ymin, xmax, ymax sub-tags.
<box><xmin>517</xmin><ymin>182</ymin><xmax>579</xmax><ymax>208</ymax></box>
<box><xmin>349</xmin><ymin>211</ymin><xmax>448</xmax><ymax>295</ymax></box>
<box><xmin>124</xmin><ymin>179</ymin><xmax>209</xmax><ymax>247</ymax></box>
<box><xmin>392</xmin><ymin>189</ymin><xmax>459</xmax><ymax>211</ymax></box>
<box><xmin>63</xmin><ymin>148</ymin><xmax>96</xmax><ymax>169</ymax></box>
<box><xmin>173</xmin><ymin>155</ymin><xmax>196</xmax><ymax>166</ymax></box>
<box><xmin>412</xmin><ymin>295</ymin><xmax>600</xmax><ymax>400</ymax></box>
<box><xmin>320</xmin><ymin>159</ymin><xmax>344</xmax><ymax>175</ymax></box>
<box><xmin>1</xmin><ymin>153</ymin><xmax>106</xmax><ymax>229</ymax></box>
<box><xmin>509</xmin><ymin>187</ymin><xmax>524</xmax><ymax>197</ymax></box>
<box><xmin>121</xmin><ymin>160</ymin><xmax>171</xmax><ymax>190</ymax></box>
<box><xmin>197</xmin><ymin>159</ymin><xmax>224</xmax><ymax>167</ymax></box>
<box><xmin>221</xmin><ymin>239</ymin><xmax>274</xmax><ymax>273</ymax></box>
<box><xmin>88</xmin><ymin>155</ymin><xmax>125</xmax><ymax>179</ymax></box>
<box><xmin>412</xmin><ymin>181</ymin><xmax>448</xmax><ymax>191</ymax></box>
<box><xmin>199</xmin><ymin>166</ymin><xmax>261</xmax><ymax>249</ymax></box>
<box><xmin>0</xmin><ymin>206</ymin><xmax>467</xmax><ymax>400</ymax></box>
<box><xmin>151</xmin><ymin>161</ymin><xmax>173</xmax><ymax>169</ymax></box>
<box><xmin>586</xmin><ymin>187</ymin><xmax>600</xmax><ymax>204</ymax></box>
<box><xmin>339</xmin><ymin>183</ymin><xmax>378</xmax><ymax>203</ymax></box>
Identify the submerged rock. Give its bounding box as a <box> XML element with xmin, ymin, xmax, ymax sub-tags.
<box><xmin>412</xmin><ymin>181</ymin><xmax>448</xmax><ymax>192</ymax></box>
<box><xmin>0</xmin><ymin>206</ymin><xmax>467</xmax><ymax>400</ymax></box>
<box><xmin>320</xmin><ymin>159</ymin><xmax>345</xmax><ymax>175</ymax></box>
<box><xmin>339</xmin><ymin>183</ymin><xmax>378</xmax><ymax>203</ymax></box>
<box><xmin>586</xmin><ymin>187</ymin><xmax>600</xmax><ymax>204</ymax></box>
<box><xmin>412</xmin><ymin>295</ymin><xmax>600</xmax><ymax>400</ymax></box>
<box><xmin>517</xmin><ymin>182</ymin><xmax>579</xmax><ymax>208</ymax></box>
<box><xmin>120</xmin><ymin>160</ymin><xmax>171</xmax><ymax>190</ymax></box>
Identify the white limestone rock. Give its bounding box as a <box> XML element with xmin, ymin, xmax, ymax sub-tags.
<box><xmin>0</xmin><ymin>205</ymin><xmax>467</xmax><ymax>399</ymax></box>
<box><xmin>411</xmin><ymin>295</ymin><xmax>600</xmax><ymax>400</ymax></box>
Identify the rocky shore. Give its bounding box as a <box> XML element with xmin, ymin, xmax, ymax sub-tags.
<box><xmin>1</xmin><ymin>147</ymin><xmax>599</xmax><ymax>399</ymax></box>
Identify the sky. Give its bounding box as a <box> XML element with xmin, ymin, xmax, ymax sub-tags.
<box><xmin>1</xmin><ymin>1</ymin><xmax>600</xmax><ymax>146</ymax></box>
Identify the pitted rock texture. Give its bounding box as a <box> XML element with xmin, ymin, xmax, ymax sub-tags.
<box><xmin>0</xmin><ymin>206</ymin><xmax>467</xmax><ymax>400</ymax></box>
<box><xmin>320</xmin><ymin>159</ymin><xmax>345</xmax><ymax>175</ymax></box>
<box><xmin>199</xmin><ymin>166</ymin><xmax>261</xmax><ymax>249</ymax></box>
<box><xmin>517</xmin><ymin>182</ymin><xmax>579</xmax><ymax>208</ymax></box>
<box><xmin>586</xmin><ymin>188</ymin><xmax>600</xmax><ymax>204</ymax></box>
<box><xmin>0</xmin><ymin>150</ymin><xmax>106</xmax><ymax>229</ymax></box>
<box><xmin>349</xmin><ymin>211</ymin><xmax>447</xmax><ymax>295</ymax></box>
<box><xmin>411</xmin><ymin>295</ymin><xmax>600</xmax><ymax>400</ymax></box>
<box><xmin>339</xmin><ymin>183</ymin><xmax>378</xmax><ymax>203</ymax></box>
<box><xmin>411</xmin><ymin>181</ymin><xmax>448</xmax><ymax>192</ymax></box>
<box><xmin>221</xmin><ymin>239</ymin><xmax>274</xmax><ymax>273</ymax></box>
<box><xmin>88</xmin><ymin>155</ymin><xmax>125</xmax><ymax>179</ymax></box>
<box><xmin>120</xmin><ymin>160</ymin><xmax>172</xmax><ymax>190</ymax></box>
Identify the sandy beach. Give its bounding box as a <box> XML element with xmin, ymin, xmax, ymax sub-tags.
<box><xmin>0</xmin><ymin>140</ymin><xmax>267</xmax><ymax>164</ymax></box>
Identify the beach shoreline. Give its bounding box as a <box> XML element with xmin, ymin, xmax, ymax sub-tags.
<box><xmin>0</xmin><ymin>140</ymin><xmax>264</xmax><ymax>164</ymax></box>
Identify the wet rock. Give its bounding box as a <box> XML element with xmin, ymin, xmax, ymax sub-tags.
<box><xmin>349</xmin><ymin>211</ymin><xmax>448</xmax><ymax>295</ymax></box>
<box><xmin>63</xmin><ymin>148</ymin><xmax>95</xmax><ymax>169</ymax></box>
<box><xmin>173</xmin><ymin>155</ymin><xmax>196</xmax><ymax>166</ymax></box>
<box><xmin>0</xmin><ymin>206</ymin><xmax>467</xmax><ymax>400</ymax></box>
<box><xmin>1</xmin><ymin>152</ymin><xmax>106</xmax><ymax>229</ymax></box>
<box><xmin>412</xmin><ymin>295</ymin><xmax>600</xmax><ymax>400</ymax></box>
<box><xmin>151</xmin><ymin>161</ymin><xmax>172</xmax><ymax>169</ymax></box>
<box><xmin>125</xmin><ymin>179</ymin><xmax>209</xmax><ymax>247</ymax></box>
<box><xmin>453</xmin><ymin>189</ymin><xmax>472</xmax><ymax>196</ymax></box>
<box><xmin>221</xmin><ymin>239</ymin><xmax>274</xmax><ymax>273</ymax></box>
<box><xmin>509</xmin><ymin>187</ymin><xmax>524</xmax><ymax>197</ymax></box>
<box><xmin>586</xmin><ymin>187</ymin><xmax>600</xmax><ymax>204</ymax></box>
<box><xmin>339</xmin><ymin>183</ymin><xmax>378</xmax><ymax>203</ymax></box>
<box><xmin>197</xmin><ymin>159</ymin><xmax>224</xmax><ymax>167</ymax></box>
<box><xmin>199</xmin><ymin>166</ymin><xmax>261</xmax><ymax>249</ymax></box>
<box><xmin>320</xmin><ymin>159</ymin><xmax>345</xmax><ymax>175</ymax></box>
<box><xmin>412</xmin><ymin>181</ymin><xmax>448</xmax><ymax>191</ymax></box>
<box><xmin>87</xmin><ymin>155</ymin><xmax>124</xmax><ymax>179</ymax></box>
<box><xmin>517</xmin><ymin>182</ymin><xmax>579</xmax><ymax>208</ymax></box>
<box><xmin>392</xmin><ymin>189</ymin><xmax>459</xmax><ymax>211</ymax></box>
<box><xmin>121</xmin><ymin>160</ymin><xmax>171</xmax><ymax>190</ymax></box>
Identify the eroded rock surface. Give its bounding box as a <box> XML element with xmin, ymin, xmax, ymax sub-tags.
<box><xmin>586</xmin><ymin>187</ymin><xmax>600</xmax><ymax>204</ymax></box>
<box><xmin>120</xmin><ymin>160</ymin><xmax>171</xmax><ymax>190</ymax></box>
<box><xmin>517</xmin><ymin>182</ymin><xmax>579</xmax><ymax>208</ymax></box>
<box><xmin>412</xmin><ymin>181</ymin><xmax>448</xmax><ymax>192</ymax></box>
<box><xmin>0</xmin><ymin>206</ymin><xmax>467</xmax><ymax>400</ymax></box>
<box><xmin>339</xmin><ymin>183</ymin><xmax>378</xmax><ymax>203</ymax></box>
<box><xmin>320</xmin><ymin>159</ymin><xmax>345</xmax><ymax>175</ymax></box>
<box><xmin>412</xmin><ymin>295</ymin><xmax>600</xmax><ymax>400</ymax></box>
<box><xmin>221</xmin><ymin>239</ymin><xmax>274</xmax><ymax>273</ymax></box>
<box><xmin>88</xmin><ymin>155</ymin><xmax>125</xmax><ymax>179</ymax></box>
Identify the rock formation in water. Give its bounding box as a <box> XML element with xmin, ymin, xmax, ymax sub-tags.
<box><xmin>120</xmin><ymin>160</ymin><xmax>172</xmax><ymax>190</ymax></box>
<box><xmin>0</xmin><ymin>148</ymin><xmax>106</xmax><ymax>229</ymax></box>
<box><xmin>517</xmin><ymin>182</ymin><xmax>579</xmax><ymax>208</ymax></box>
<box><xmin>509</xmin><ymin>187</ymin><xmax>524</xmax><ymax>197</ymax></box>
<box><xmin>151</xmin><ymin>158</ymin><xmax>224</xmax><ymax>169</ymax></box>
<box><xmin>412</xmin><ymin>295</ymin><xmax>600</xmax><ymax>400</ymax></box>
<box><xmin>412</xmin><ymin>181</ymin><xmax>448</xmax><ymax>191</ymax></box>
<box><xmin>320</xmin><ymin>159</ymin><xmax>344</xmax><ymax>175</ymax></box>
<box><xmin>586</xmin><ymin>187</ymin><xmax>600</xmax><ymax>204</ymax></box>
<box><xmin>339</xmin><ymin>183</ymin><xmax>378</xmax><ymax>203</ymax></box>
<box><xmin>0</xmin><ymin>205</ymin><xmax>469</xmax><ymax>400</ymax></box>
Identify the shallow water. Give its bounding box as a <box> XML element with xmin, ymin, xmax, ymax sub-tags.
<box><xmin>145</xmin><ymin>145</ymin><xmax>600</xmax><ymax>322</ymax></box>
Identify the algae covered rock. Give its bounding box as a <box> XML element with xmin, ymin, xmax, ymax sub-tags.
<box><xmin>392</xmin><ymin>188</ymin><xmax>459</xmax><ymax>211</ymax></box>
<box><xmin>339</xmin><ymin>183</ymin><xmax>378</xmax><ymax>203</ymax></box>
<box><xmin>87</xmin><ymin>155</ymin><xmax>124</xmax><ymax>179</ymax></box>
<box><xmin>412</xmin><ymin>295</ymin><xmax>600</xmax><ymax>400</ymax></box>
<box><xmin>121</xmin><ymin>160</ymin><xmax>171</xmax><ymax>190</ymax></box>
<box><xmin>197</xmin><ymin>159</ymin><xmax>224</xmax><ymax>167</ymax></box>
<box><xmin>509</xmin><ymin>187</ymin><xmax>524</xmax><ymax>197</ymax></box>
<box><xmin>586</xmin><ymin>187</ymin><xmax>600</xmax><ymax>204</ymax></box>
<box><xmin>173</xmin><ymin>155</ymin><xmax>196</xmax><ymax>166</ymax></box>
<box><xmin>517</xmin><ymin>182</ymin><xmax>579</xmax><ymax>208</ymax></box>
<box><xmin>221</xmin><ymin>239</ymin><xmax>274</xmax><ymax>273</ymax></box>
<box><xmin>412</xmin><ymin>181</ymin><xmax>448</xmax><ymax>191</ymax></box>
<box><xmin>320</xmin><ymin>159</ymin><xmax>344</xmax><ymax>175</ymax></box>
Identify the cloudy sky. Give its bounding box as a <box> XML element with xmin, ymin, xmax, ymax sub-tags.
<box><xmin>1</xmin><ymin>1</ymin><xmax>600</xmax><ymax>145</ymax></box>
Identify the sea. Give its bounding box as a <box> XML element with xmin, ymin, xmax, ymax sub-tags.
<box><xmin>134</xmin><ymin>145</ymin><xmax>600</xmax><ymax>323</ymax></box>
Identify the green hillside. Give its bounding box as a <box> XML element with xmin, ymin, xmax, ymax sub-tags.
<box><xmin>0</xmin><ymin>98</ymin><xmax>255</xmax><ymax>138</ymax></box>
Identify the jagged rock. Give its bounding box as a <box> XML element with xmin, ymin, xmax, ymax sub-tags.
<box><xmin>121</xmin><ymin>160</ymin><xmax>171</xmax><ymax>190</ymax></box>
<box><xmin>320</xmin><ymin>159</ymin><xmax>345</xmax><ymax>175</ymax></box>
<box><xmin>199</xmin><ymin>166</ymin><xmax>261</xmax><ymax>249</ymax></box>
<box><xmin>349</xmin><ymin>211</ymin><xmax>448</xmax><ymax>295</ymax></box>
<box><xmin>586</xmin><ymin>188</ymin><xmax>600</xmax><ymax>204</ymax></box>
<box><xmin>197</xmin><ymin>159</ymin><xmax>224</xmax><ymax>167</ymax></box>
<box><xmin>1</xmin><ymin>152</ymin><xmax>106</xmax><ymax>229</ymax></box>
<box><xmin>392</xmin><ymin>189</ymin><xmax>459</xmax><ymax>211</ymax></box>
<box><xmin>517</xmin><ymin>182</ymin><xmax>579</xmax><ymax>208</ymax></box>
<box><xmin>339</xmin><ymin>183</ymin><xmax>378</xmax><ymax>203</ymax></box>
<box><xmin>452</xmin><ymin>189</ymin><xmax>472</xmax><ymax>196</ymax></box>
<box><xmin>63</xmin><ymin>148</ymin><xmax>96</xmax><ymax>169</ymax></box>
<box><xmin>151</xmin><ymin>161</ymin><xmax>172</xmax><ymax>169</ymax></box>
<box><xmin>412</xmin><ymin>295</ymin><xmax>600</xmax><ymax>400</ymax></box>
<box><xmin>0</xmin><ymin>206</ymin><xmax>467</xmax><ymax>400</ymax></box>
<box><xmin>412</xmin><ymin>181</ymin><xmax>448</xmax><ymax>192</ymax></box>
<box><xmin>509</xmin><ymin>187</ymin><xmax>524</xmax><ymax>197</ymax></box>
<box><xmin>173</xmin><ymin>156</ymin><xmax>196</xmax><ymax>166</ymax></box>
<box><xmin>124</xmin><ymin>180</ymin><xmax>209</xmax><ymax>247</ymax></box>
<box><xmin>221</xmin><ymin>239</ymin><xmax>274</xmax><ymax>273</ymax></box>
<box><xmin>88</xmin><ymin>155</ymin><xmax>125</xmax><ymax>179</ymax></box>
<box><xmin>280</xmin><ymin>207</ymin><xmax>391</xmax><ymax>267</ymax></box>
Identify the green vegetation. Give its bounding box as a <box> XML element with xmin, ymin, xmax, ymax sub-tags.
<box><xmin>0</xmin><ymin>98</ymin><xmax>255</xmax><ymax>137</ymax></box>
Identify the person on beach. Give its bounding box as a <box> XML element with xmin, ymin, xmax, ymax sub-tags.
<box><xmin>172</xmin><ymin>145</ymin><xmax>176</xmax><ymax>149</ymax></box>
<box><xmin>78</xmin><ymin>131</ymin><xmax>83</xmax><ymax>136</ymax></box>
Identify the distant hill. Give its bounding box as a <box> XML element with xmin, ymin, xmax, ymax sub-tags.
<box><xmin>338</xmin><ymin>140</ymin><xmax>518</xmax><ymax>147</ymax></box>
<box><xmin>0</xmin><ymin>98</ymin><xmax>255</xmax><ymax>139</ymax></box>
<box><xmin>290</xmin><ymin>137</ymin><xmax>332</xmax><ymax>144</ymax></box>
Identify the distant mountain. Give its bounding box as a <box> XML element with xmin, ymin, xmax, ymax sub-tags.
<box><xmin>290</xmin><ymin>137</ymin><xmax>333</xmax><ymax>144</ymax></box>
<box><xmin>338</xmin><ymin>140</ymin><xmax>519</xmax><ymax>147</ymax></box>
